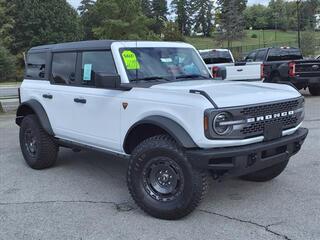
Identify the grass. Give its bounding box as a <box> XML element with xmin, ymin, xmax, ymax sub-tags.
<box><xmin>0</xmin><ymin>81</ymin><xmax>21</xmax><ymax>86</ymax></box>
<box><xmin>186</xmin><ymin>30</ymin><xmax>320</xmax><ymax>50</ymax></box>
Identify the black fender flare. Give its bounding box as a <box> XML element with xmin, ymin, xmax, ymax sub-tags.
<box><xmin>16</xmin><ymin>99</ymin><xmax>54</xmax><ymax>135</ymax></box>
<box><xmin>124</xmin><ymin>116</ymin><xmax>198</xmax><ymax>151</ymax></box>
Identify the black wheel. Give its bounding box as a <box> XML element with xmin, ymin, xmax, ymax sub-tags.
<box><xmin>309</xmin><ymin>86</ymin><xmax>320</xmax><ymax>96</ymax></box>
<box><xmin>19</xmin><ymin>115</ymin><xmax>58</xmax><ymax>170</ymax></box>
<box><xmin>239</xmin><ymin>160</ymin><xmax>289</xmax><ymax>182</ymax></box>
<box><xmin>127</xmin><ymin>135</ymin><xmax>208</xmax><ymax>220</ymax></box>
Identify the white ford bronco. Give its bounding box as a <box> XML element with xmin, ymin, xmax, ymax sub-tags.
<box><xmin>17</xmin><ymin>40</ymin><xmax>308</xmax><ymax>220</ymax></box>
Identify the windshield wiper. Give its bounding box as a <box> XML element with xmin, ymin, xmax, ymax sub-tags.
<box><xmin>175</xmin><ymin>74</ymin><xmax>210</xmax><ymax>80</ymax></box>
<box><xmin>131</xmin><ymin>76</ymin><xmax>171</xmax><ymax>82</ymax></box>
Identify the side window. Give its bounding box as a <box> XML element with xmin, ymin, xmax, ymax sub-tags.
<box><xmin>52</xmin><ymin>52</ymin><xmax>77</xmax><ymax>85</ymax></box>
<box><xmin>246</xmin><ymin>51</ymin><xmax>257</xmax><ymax>62</ymax></box>
<box><xmin>81</xmin><ymin>51</ymin><xmax>117</xmax><ymax>86</ymax></box>
<box><xmin>255</xmin><ymin>50</ymin><xmax>267</xmax><ymax>62</ymax></box>
<box><xmin>26</xmin><ymin>53</ymin><xmax>47</xmax><ymax>80</ymax></box>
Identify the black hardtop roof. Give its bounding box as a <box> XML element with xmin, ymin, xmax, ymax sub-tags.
<box><xmin>28</xmin><ymin>40</ymin><xmax>116</xmax><ymax>53</ymax></box>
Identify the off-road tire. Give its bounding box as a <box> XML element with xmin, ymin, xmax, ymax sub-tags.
<box><xmin>240</xmin><ymin>160</ymin><xmax>289</xmax><ymax>182</ymax></box>
<box><xmin>19</xmin><ymin>114</ymin><xmax>58</xmax><ymax>170</ymax></box>
<box><xmin>309</xmin><ymin>86</ymin><xmax>320</xmax><ymax>96</ymax></box>
<box><xmin>127</xmin><ymin>135</ymin><xmax>208</xmax><ymax>220</ymax></box>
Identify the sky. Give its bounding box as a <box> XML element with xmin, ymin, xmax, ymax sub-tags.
<box><xmin>67</xmin><ymin>0</ymin><xmax>270</xmax><ymax>9</ymax></box>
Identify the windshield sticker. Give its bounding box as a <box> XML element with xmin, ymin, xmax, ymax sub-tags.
<box><xmin>122</xmin><ymin>50</ymin><xmax>140</xmax><ymax>70</ymax></box>
<box><xmin>83</xmin><ymin>64</ymin><xmax>92</xmax><ymax>81</ymax></box>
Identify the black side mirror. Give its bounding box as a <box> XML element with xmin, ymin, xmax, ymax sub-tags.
<box><xmin>216</xmin><ymin>66</ymin><xmax>227</xmax><ymax>80</ymax></box>
<box><xmin>95</xmin><ymin>72</ymin><xmax>121</xmax><ymax>89</ymax></box>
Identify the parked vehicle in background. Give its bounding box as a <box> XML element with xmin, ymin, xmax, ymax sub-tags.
<box><xmin>17</xmin><ymin>40</ymin><xmax>308</xmax><ymax>220</ymax></box>
<box><xmin>199</xmin><ymin>49</ymin><xmax>262</xmax><ymax>81</ymax></box>
<box><xmin>245</xmin><ymin>47</ymin><xmax>320</xmax><ymax>96</ymax></box>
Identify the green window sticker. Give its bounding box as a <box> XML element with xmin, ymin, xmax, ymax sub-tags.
<box><xmin>122</xmin><ymin>50</ymin><xmax>140</xmax><ymax>70</ymax></box>
<box><xmin>83</xmin><ymin>64</ymin><xmax>92</xmax><ymax>81</ymax></box>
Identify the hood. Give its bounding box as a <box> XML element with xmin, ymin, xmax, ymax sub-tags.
<box><xmin>151</xmin><ymin>80</ymin><xmax>301</xmax><ymax>108</ymax></box>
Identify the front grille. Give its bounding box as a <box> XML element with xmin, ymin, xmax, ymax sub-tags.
<box><xmin>240</xmin><ymin>98</ymin><xmax>303</xmax><ymax>138</ymax></box>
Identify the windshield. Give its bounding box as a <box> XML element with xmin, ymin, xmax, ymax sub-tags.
<box><xmin>200</xmin><ymin>50</ymin><xmax>233</xmax><ymax>64</ymax></box>
<box><xmin>120</xmin><ymin>47</ymin><xmax>211</xmax><ymax>82</ymax></box>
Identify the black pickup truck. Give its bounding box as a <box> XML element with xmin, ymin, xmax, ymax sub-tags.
<box><xmin>245</xmin><ymin>47</ymin><xmax>320</xmax><ymax>96</ymax></box>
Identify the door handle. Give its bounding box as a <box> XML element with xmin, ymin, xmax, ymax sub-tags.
<box><xmin>74</xmin><ymin>98</ymin><xmax>87</xmax><ymax>104</ymax></box>
<box><xmin>237</xmin><ymin>69</ymin><xmax>243</xmax><ymax>72</ymax></box>
<box><xmin>42</xmin><ymin>94</ymin><xmax>53</xmax><ymax>99</ymax></box>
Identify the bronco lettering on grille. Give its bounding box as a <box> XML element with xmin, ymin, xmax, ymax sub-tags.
<box><xmin>247</xmin><ymin>111</ymin><xmax>294</xmax><ymax>123</ymax></box>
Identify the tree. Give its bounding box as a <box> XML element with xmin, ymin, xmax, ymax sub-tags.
<box><xmin>0</xmin><ymin>0</ymin><xmax>14</xmax><ymax>48</ymax></box>
<box><xmin>216</xmin><ymin>0</ymin><xmax>247</xmax><ymax>47</ymax></box>
<box><xmin>141</xmin><ymin>0</ymin><xmax>153</xmax><ymax>18</ymax></box>
<box><xmin>244</xmin><ymin>4</ymin><xmax>269</xmax><ymax>30</ymax></box>
<box><xmin>91</xmin><ymin>0</ymin><xmax>157</xmax><ymax>40</ymax></box>
<box><xmin>0</xmin><ymin>45</ymin><xmax>16</xmax><ymax>82</ymax></box>
<box><xmin>162</xmin><ymin>21</ymin><xmax>185</xmax><ymax>41</ymax></box>
<box><xmin>193</xmin><ymin>0</ymin><xmax>214</xmax><ymax>36</ymax></box>
<box><xmin>78</xmin><ymin>0</ymin><xmax>95</xmax><ymax>16</ymax></box>
<box><xmin>171</xmin><ymin>0</ymin><xmax>194</xmax><ymax>35</ymax></box>
<box><xmin>5</xmin><ymin>0</ymin><xmax>82</xmax><ymax>54</ymax></box>
<box><xmin>151</xmin><ymin>0</ymin><xmax>168</xmax><ymax>34</ymax></box>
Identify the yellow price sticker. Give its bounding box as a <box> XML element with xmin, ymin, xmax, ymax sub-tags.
<box><xmin>122</xmin><ymin>50</ymin><xmax>140</xmax><ymax>70</ymax></box>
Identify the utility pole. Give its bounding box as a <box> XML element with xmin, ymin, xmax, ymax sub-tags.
<box><xmin>297</xmin><ymin>0</ymin><xmax>302</xmax><ymax>48</ymax></box>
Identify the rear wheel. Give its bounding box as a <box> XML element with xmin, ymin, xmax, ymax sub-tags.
<box><xmin>239</xmin><ymin>160</ymin><xmax>289</xmax><ymax>182</ymax></box>
<box><xmin>19</xmin><ymin>115</ymin><xmax>58</xmax><ymax>170</ymax></box>
<box><xmin>309</xmin><ymin>86</ymin><xmax>320</xmax><ymax>96</ymax></box>
<box><xmin>127</xmin><ymin>135</ymin><xmax>208</xmax><ymax>220</ymax></box>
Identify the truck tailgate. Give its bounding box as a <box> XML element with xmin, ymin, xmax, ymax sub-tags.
<box><xmin>295</xmin><ymin>60</ymin><xmax>320</xmax><ymax>78</ymax></box>
<box><xmin>225</xmin><ymin>62</ymin><xmax>261</xmax><ymax>81</ymax></box>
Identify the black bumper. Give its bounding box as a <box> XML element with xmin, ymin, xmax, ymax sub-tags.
<box><xmin>186</xmin><ymin>128</ymin><xmax>308</xmax><ymax>178</ymax></box>
<box><xmin>290</xmin><ymin>76</ymin><xmax>320</xmax><ymax>87</ymax></box>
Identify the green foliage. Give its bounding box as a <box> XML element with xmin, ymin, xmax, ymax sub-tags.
<box><xmin>301</xmin><ymin>30</ymin><xmax>316</xmax><ymax>56</ymax></box>
<box><xmin>151</xmin><ymin>0</ymin><xmax>168</xmax><ymax>34</ymax></box>
<box><xmin>4</xmin><ymin>0</ymin><xmax>82</xmax><ymax>54</ymax></box>
<box><xmin>0</xmin><ymin>45</ymin><xmax>16</xmax><ymax>82</ymax></box>
<box><xmin>251</xmin><ymin>33</ymin><xmax>258</xmax><ymax>38</ymax></box>
<box><xmin>85</xmin><ymin>0</ymin><xmax>157</xmax><ymax>40</ymax></box>
<box><xmin>193</xmin><ymin>0</ymin><xmax>214</xmax><ymax>37</ymax></box>
<box><xmin>216</xmin><ymin>0</ymin><xmax>248</xmax><ymax>47</ymax></box>
<box><xmin>244</xmin><ymin>4</ymin><xmax>269</xmax><ymax>30</ymax></box>
<box><xmin>162</xmin><ymin>21</ymin><xmax>185</xmax><ymax>41</ymax></box>
<box><xmin>171</xmin><ymin>0</ymin><xmax>194</xmax><ymax>36</ymax></box>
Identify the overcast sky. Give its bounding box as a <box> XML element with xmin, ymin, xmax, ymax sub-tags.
<box><xmin>67</xmin><ymin>0</ymin><xmax>270</xmax><ymax>9</ymax></box>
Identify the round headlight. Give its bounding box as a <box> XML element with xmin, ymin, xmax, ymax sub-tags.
<box><xmin>213</xmin><ymin>112</ymin><xmax>233</xmax><ymax>135</ymax></box>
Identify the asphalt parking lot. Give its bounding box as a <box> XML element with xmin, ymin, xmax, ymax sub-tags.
<box><xmin>0</xmin><ymin>91</ymin><xmax>319</xmax><ymax>240</ymax></box>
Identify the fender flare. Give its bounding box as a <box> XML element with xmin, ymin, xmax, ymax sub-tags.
<box><xmin>124</xmin><ymin>116</ymin><xmax>198</xmax><ymax>151</ymax></box>
<box><xmin>16</xmin><ymin>99</ymin><xmax>54</xmax><ymax>136</ymax></box>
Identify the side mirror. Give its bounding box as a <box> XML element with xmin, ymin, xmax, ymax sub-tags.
<box><xmin>95</xmin><ymin>72</ymin><xmax>121</xmax><ymax>89</ymax></box>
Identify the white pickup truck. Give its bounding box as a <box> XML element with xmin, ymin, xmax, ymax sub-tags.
<box><xmin>199</xmin><ymin>49</ymin><xmax>262</xmax><ymax>81</ymax></box>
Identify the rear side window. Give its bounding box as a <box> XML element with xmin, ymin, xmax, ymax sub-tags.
<box><xmin>267</xmin><ymin>48</ymin><xmax>303</xmax><ymax>61</ymax></box>
<box><xmin>245</xmin><ymin>51</ymin><xmax>257</xmax><ymax>62</ymax></box>
<box><xmin>81</xmin><ymin>51</ymin><xmax>117</xmax><ymax>86</ymax></box>
<box><xmin>255</xmin><ymin>50</ymin><xmax>267</xmax><ymax>62</ymax></box>
<box><xmin>26</xmin><ymin>53</ymin><xmax>47</xmax><ymax>80</ymax></box>
<box><xmin>52</xmin><ymin>52</ymin><xmax>77</xmax><ymax>85</ymax></box>
<box><xmin>200</xmin><ymin>51</ymin><xmax>233</xmax><ymax>64</ymax></box>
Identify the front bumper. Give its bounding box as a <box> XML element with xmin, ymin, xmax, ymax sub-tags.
<box><xmin>186</xmin><ymin>128</ymin><xmax>308</xmax><ymax>178</ymax></box>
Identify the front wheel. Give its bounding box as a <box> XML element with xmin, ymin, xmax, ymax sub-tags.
<box><xmin>309</xmin><ymin>86</ymin><xmax>320</xmax><ymax>96</ymax></box>
<box><xmin>239</xmin><ymin>160</ymin><xmax>289</xmax><ymax>182</ymax></box>
<box><xmin>127</xmin><ymin>135</ymin><xmax>208</xmax><ymax>220</ymax></box>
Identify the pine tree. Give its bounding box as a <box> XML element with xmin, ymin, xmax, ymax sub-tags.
<box><xmin>171</xmin><ymin>0</ymin><xmax>194</xmax><ymax>36</ymax></box>
<box><xmin>141</xmin><ymin>0</ymin><xmax>153</xmax><ymax>18</ymax></box>
<box><xmin>78</xmin><ymin>0</ymin><xmax>95</xmax><ymax>16</ymax></box>
<box><xmin>193</xmin><ymin>0</ymin><xmax>214</xmax><ymax>36</ymax></box>
<box><xmin>216</xmin><ymin>0</ymin><xmax>247</xmax><ymax>47</ymax></box>
<box><xmin>151</xmin><ymin>0</ymin><xmax>168</xmax><ymax>34</ymax></box>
